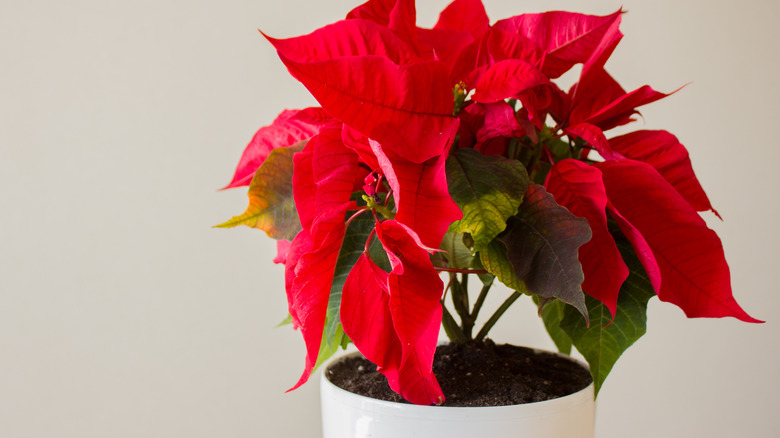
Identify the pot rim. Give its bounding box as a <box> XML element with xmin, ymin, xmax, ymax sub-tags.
<box><xmin>321</xmin><ymin>346</ymin><xmax>595</xmax><ymax>414</ymax></box>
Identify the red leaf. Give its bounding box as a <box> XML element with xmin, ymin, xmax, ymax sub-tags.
<box><xmin>264</xmin><ymin>19</ymin><xmax>422</xmax><ymax>66</ymax></box>
<box><xmin>286</xmin><ymin>125</ymin><xmax>362</xmax><ymax>390</ymax></box>
<box><xmin>341</xmin><ymin>253</ymin><xmax>402</xmax><ymax>371</ymax></box>
<box><xmin>416</xmin><ymin>27</ymin><xmax>473</xmax><ymax>79</ymax></box>
<box><xmin>597</xmin><ymin>160</ymin><xmax>761</xmax><ymax>323</ymax></box>
<box><xmin>341</xmin><ymin>220</ymin><xmax>446</xmax><ymax>405</ymax></box>
<box><xmin>564</xmin><ymin>122</ymin><xmax>614</xmax><ymax>159</ymax></box>
<box><xmin>269</xmin><ymin>42</ymin><xmax>459</xmax><ymax>163</ymax></box>
<box><xmin>379</xmin><ymin>220</ymin><xmax>445</xmax><ymax>404</ymax></box>
<box><xmin>371</xmin><ymin>140</ymin><xmax>462</xmax><ymax>249</ymax></box>
<box><xmin>379</xmin><ymin>221</ymin><xmax>445</xmax><ymax>347</ymax></box>
<box><xmin>491</xmin><ymin>10</ymin><xmax>622</xmax><ymax>78</ymax></box>
<box><xmin>606</xmin><ymin>202</ymin><xmax>662</xmax><ymax>294</ymax></box>
<box><xmin>608</xmin><ymin>130</ymin><xmax>718</xmax><ymax>217</ymax></box>
<box><xmin>546</xmin><ymin>159</ymin><xmax>627</xmax><ymax>318</ymax></box>
<box><xmin>568</xmin><ymin>68</ymin><xmax>673</xmax><ymax>131</ymax></box>
<box><xmin>486</xmin><ymin>28</ymin><xmax>543</xmax><ymax>67</ymax></box>
<box><xmin>476</xmin><ymin>101</ymin><xmax>524</xmax><ymax>148</ymax></box>
<box><xmin>287</xmin><ymin>214</ymin><xmax>348</xmax><ymax>391</ymax></box>
<box><xmin>472</xmin><ymin>59</ymin><xmax>551</xmax><ymax>104</ymax></box>
<box><xmin>224</xmin><ymin>108</ymin><xmax>327</xmax><ymax>189</ymax></box>
<box><xmin>273</xmin><ymin>239</ymin><xmax>291</xmax><ymax>265</ymax></box>
<box><xmin>347</xmin><ymin>0</ymin><xmax>393</xmax><ymax>25</ymax></box>
<box><xmin>434</xmin><ymin>0</ymin><xmax>490</xmax><ymax>40</ymax></box>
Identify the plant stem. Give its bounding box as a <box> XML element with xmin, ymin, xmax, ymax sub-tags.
<box><xmin>441</xmin><ymin>303</ymin><xmax>468</xmax><ymax>344</ymax></box>
<box><xmin>470</xmin><ymin>279</ymin><xmax>493</xmax><ymax>322</ymax></box>
<box><xmin>475</xmin><ymin>291</ymin><xmax>522</xmax><ymax>342</ymax></box>
<box><xmin>434</xmin><ymin>267</ymin><xmax>488</xmax><ymax>274</ymax></box>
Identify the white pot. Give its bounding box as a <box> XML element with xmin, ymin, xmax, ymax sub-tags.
<box><xmin>320</xmin><ymin>350</ymin><xmax>595</xmax><ymax>438</ymax></box>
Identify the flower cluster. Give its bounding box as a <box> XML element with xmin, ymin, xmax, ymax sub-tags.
<box><xmin>219</xmin><ymin>0</ymin><xmax>759</xmax><ymax>405</ymax></box>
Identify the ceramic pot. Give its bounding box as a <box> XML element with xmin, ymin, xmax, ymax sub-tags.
<box><xmin>320</xmin><ymin>350</ymin><xmax>595</xmax><ymax>438</ymax></box>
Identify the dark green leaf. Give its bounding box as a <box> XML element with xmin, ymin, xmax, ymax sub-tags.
<box><xmin>446</xmin><ymin>148</ymin><xmax>529</xmax><ymax>250</ymax></box>
<box><xmin>323</xmin><ymin>208</ymin><xmax>374</xmax><ymax>350</ymax></box>
<box><xmin>478</xmin><ymin>239</ymin><xmax>527</xmax><ymax>293</ymax></box>
<box><xmin>499</xmin><ymin>184</ymin><xmax>590</xmax><ymax>321</ymax></box>
<box><xmin>535</xmin><ymin>297</ymin><xmax>573</xmax><ymax>355</ymax></box>
<box><xmin>560</xmin><ymin>235</ymin><xmax>656</xmax><ymax>395</ymax></box>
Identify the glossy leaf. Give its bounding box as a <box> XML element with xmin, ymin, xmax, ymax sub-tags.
<box><xmin>560</xmin><ymin>231</ymin><xmax>656</xmax><ymax>395</ymax></box>
<box><xmin>546</xmin><ymin>159</ymin><xmax>628</xmax><ymax>317</ymax></box>
<box><xmin>499</xmin><ymin>184</ymin><xmax>591</xmax><ymax>320</ymax></box>
<box><xmin>446</xmin><ymin>148</ymin><xmax>529</xmax><ymax>250</ymax></box>
<box><xmin>215</xmin><ymin>146</ymin><xmax>301</xmax><ymax>240</ymax></box>
<box><xmin>597</xmin><ymin>159</ymin><xmax>761</xmax><ymax>323</ymax></box>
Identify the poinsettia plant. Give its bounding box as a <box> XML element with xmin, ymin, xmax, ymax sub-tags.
<box><xmin>218</xmin><ymin>0</ymin><xmax>761</xmax><ymax>405</ymax></box>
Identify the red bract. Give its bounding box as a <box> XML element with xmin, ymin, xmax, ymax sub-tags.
<box><xmin>341</xmin><ymin>220</ymin><xmax>445</xmax><ymax>405</ymax></box>
<box><xmin>598</xmin><ymin>160</ymin><xmax>759</xmax><ymax>322</ymax></box>
<box><xmin>223</xmin><ymin>107</ymin><xmax>329</xmax><ymax>189</ymax></box>
<box><xmin>491</xmin><ymin>10</ymin><xmax>623</xmax><ymax>79</ymax></box>
<box><xmin>221</xmin><ymin>0</ymin><xmax>761</xmax><ymax>406</ymax></box>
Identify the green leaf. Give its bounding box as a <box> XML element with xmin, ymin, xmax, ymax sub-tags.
<box><xmin>499</xmin><ymin>184</ymin><xmax>591</xmax><ymax>321</ymax></box>
<box><xmin>313</xmin><ymin>324</ymin><xmax>347</xmax><ymax>371</ymax></box>
<box><xmin>275</xmin><ymin>314</ymin><xmax>293</xmax><ymax>328</ymax></box>
<box><xmin>215</xmin><ymin>145</ymin><xmax>303</xmax><ymax>240</ymax></box>
<box><xmin>440</xmin><ymin>231</ymin><xmax>475</xmax><ymax>269</ymax></box>
<box><xmin>559</xmin><ymin>235</ymin><xmax>656</xmax><ymax>395</ymax></box>
<box><xmin>323</xmin><ymin>208</ymin><xmax>375</xmax><ymax>350</ymax></box>
<box><xmin>446</xmin><ymin>148</ymin><xmax>529</xmax><ymax>251</ymax></box>
<box><xmin>535</xmin><ymin>297</ymin><xmax>572</xmax><ymax>355</ymax></box>
<box><xmin>478</xmin><ymin>239</ymin><xmax>527</xmax><ymax>293</ymax></box>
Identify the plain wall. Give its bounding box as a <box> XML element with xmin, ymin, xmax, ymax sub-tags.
<box><xmin>1</xmin><ymin>0</ymin><xmax>777</xmax><ymax>436</ymax></box>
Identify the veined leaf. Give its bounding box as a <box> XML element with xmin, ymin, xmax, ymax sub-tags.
<box><xmin>560</xmin><ymin>232</ymin><xmax>656</xmax><ymax>395</ymax></box>
<box><xmin>323</xmin><ymin>208</ymin><xmax>375</xmax><ymax>350</ymax></box>
<box><xmin>215</xmin><ymin>145</ymin><xmax>302</xmax><ymax>240</ymax></box>
<box><xmin>499</xmin><ymin>184</ymin><xmax>591</xmax><ymax>320</ymax></box>
<box><xmin>535</xmin><ymin>297</ymin><xmax>572</xmax><ymax>355</ymax></box>
<box><xmin>313</xmin><ymin>324</ymin><xmax>348</xmax><ymax>371</ymax></box>
<box><xmin>440</xmin><ymin>231</ymin><xmax>475</xmax><ymax>270</ymax></box>
<box><xmin>446</xmin><ymin>148</ymin><xmax>529</xmax><ymax>251</ymax></box>
<box><xmin>478</xmin><ymin>239</ymin><xmax>527</xmax><ymax>293</ymax></box>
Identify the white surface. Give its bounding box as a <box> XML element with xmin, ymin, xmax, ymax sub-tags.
<box><xmin>321</xmin><ymin>353</ymin><xmax>594</xmax><ymax>438</ymax></box>
<box><xmin>1</xmin><ymin>0</ymin><xmax>777</xmax><ymax>437</ymax></box>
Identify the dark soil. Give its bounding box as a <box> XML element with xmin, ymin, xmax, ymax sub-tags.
<box><xmin>325</xmin><ymin>340</ymin><xmax>592</xmax><ymax>407</ymax></box>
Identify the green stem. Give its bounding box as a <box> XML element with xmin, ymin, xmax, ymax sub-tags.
<box><xmin>475</xmin><ymin>291</ymin><xmax>522</xmax><ymax>342</ymax></box>
<box><xmin>470</xmin><ymin>279</ymin><xmax>493</xmax><ymax>322</ymax></box>
<box><xmin>441</xmin><ymin>303</ymin><xmax>468</xmax><ymax>344</ymax></box>
<box><xmin>450</xmin><ymin>274</ymin><xmax>474</xmax><ymax>340</ymax></box>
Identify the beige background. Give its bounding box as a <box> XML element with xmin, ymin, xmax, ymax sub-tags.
<box><xmin>1</xmin><ymin>0</ymin><xmax>778</xmax><ymax>436</ymax></box>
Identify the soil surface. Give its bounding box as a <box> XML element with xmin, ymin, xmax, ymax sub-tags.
<box><xmin>325</xmin><ymin>340</ymin><xmax>592</xmax><ymax>407</ymax></box>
